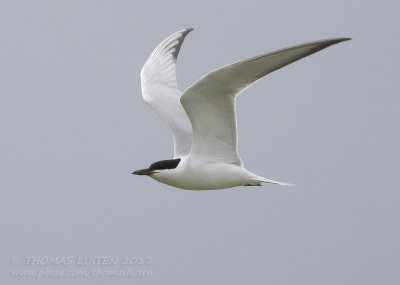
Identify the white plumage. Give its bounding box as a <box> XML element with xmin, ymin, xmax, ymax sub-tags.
<box><xmin>140</xmin><ymin>29</ymin><xmax>193</xmax><ymax>158</ymax></box>
<box><xmin>134</xmin><ymin>28</ymin><xmax>350</xmax><ymax>190</ymax></box>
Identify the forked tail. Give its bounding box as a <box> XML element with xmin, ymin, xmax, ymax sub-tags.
<box><xmin>249</xmin><ymin>173</ymin><xmax>294</xmax><ymax>186</ymax></box>
<box><xmin>260</xmin><ymin>177</ymin><xmax>294</xmax><ymax>186</ymax></box>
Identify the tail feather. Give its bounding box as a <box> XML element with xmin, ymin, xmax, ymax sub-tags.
<box><xmin>260</xmin><ymin>178</ymin><xmax>294</xmax><ymax>186</ymax></box>
<box><xmin>251</xmin><ymin>174</ymin><xmax>295</xmax><ymax>186</ymax></box>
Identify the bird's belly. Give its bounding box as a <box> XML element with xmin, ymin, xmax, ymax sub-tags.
<box><xmin>151</xmin><ymin>162</ymin><xmax>249</xmax><ymax>190</ymax></box>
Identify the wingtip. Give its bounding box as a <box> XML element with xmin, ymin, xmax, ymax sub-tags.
<box><xmin>333</xmin><ymin>37</ymin><xmax>352</xmax><ymax>43</ymax></box>
<box><xmin>317</xmin><ymin>37</ymin><xmax>351</xmax><ymax>49</ymax></box>
<box><xmin>183</xmin><ymin>28</ymin><xmax>194</xmax><ymax>35</ymax></box>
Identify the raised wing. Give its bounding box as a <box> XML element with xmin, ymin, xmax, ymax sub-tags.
<box><xmin>181</xmin><ymin>38</ymin><xmax>350</xmax><ymax>165</ymax></box>
<box><xmin>141</xmin><ymin>28</ymin><xmax>193</xmax><ymax>158</ymax></box>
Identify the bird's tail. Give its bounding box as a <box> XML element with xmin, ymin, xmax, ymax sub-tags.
<box><xmin>259</xmin><ymin>177</ymin><xmax>294</xmax><ymax>186</ymax></box>
<box><xmin>248</xmin><ymin>173</ymin><xmax>295</xmax><ymax>186</ymax></box>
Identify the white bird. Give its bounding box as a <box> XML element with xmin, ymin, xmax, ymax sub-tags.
<box><xmin>133</xmin><ymin>28</ymin><xmax>350</xmax><ymax>190</ymax></box>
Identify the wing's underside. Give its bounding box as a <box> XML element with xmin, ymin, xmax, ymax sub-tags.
<box><xmin>140</xmin><ymin>28</ymin><xmax>193</xmax><ymax>158</ymax></box>
<box><xmin>181</xmin><ymin>38</ymin><xmax>351</xmax><ymax>164</ymax></box>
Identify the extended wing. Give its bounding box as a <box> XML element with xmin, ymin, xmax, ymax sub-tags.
<box><xmin>140</xmin><ymin>28</ymin><xmax>193</xmax><ymax>158</ymax></box>
<box><xmin>181</xmin><ymin>38</ymin><xmax>350</xmax><ymax>164</ymax></box>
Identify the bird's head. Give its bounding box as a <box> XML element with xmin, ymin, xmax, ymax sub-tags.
<box><xmin>132</xmin><ymin>158</ymin><xmax>181</xmax><ymax>176</ymax></box>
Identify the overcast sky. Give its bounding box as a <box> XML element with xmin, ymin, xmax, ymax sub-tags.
<box><xmin>1</xmin><ymin>0</ymin><xmax>399</xmax><ymax>284</ymax></box>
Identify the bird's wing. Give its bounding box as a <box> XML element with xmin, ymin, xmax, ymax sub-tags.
<box><xmin>181</xmin><ymin>38</ymin><xmax>350</xmax><ymax>165</ymax></box>
<box><xmin>140</xmin><ymin>28</ymin><xmax>193</xmax><ymax>158</ymax></box>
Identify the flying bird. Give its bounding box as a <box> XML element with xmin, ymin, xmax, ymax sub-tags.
<box><xmin>132</xmin><ymin>28</ymin><xmax>350</xmax><ymax>190</ymax></box>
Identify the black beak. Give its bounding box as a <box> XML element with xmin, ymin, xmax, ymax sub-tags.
<box><xmin>132</xmin><ymin>169</ymin><xmax>153</xmax><ymax>175</ymax></box>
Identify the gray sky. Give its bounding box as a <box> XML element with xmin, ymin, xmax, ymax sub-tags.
<box><xmin>1</xmin><ymin>0</ymin><xmax>399</xmax><ymax>284</ymax></box>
